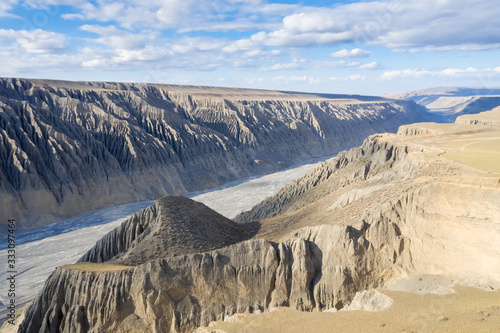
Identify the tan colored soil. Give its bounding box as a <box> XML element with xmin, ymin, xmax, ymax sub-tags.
<box><xmin>204</xmin><ymin>287</ymin><xmax>500</xmax><ymax>333</ymax></box>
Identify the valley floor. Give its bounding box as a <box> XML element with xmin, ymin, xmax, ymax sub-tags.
<box><xmin>201</xmin><ymin>285</ymin><xmax>500</xmax><ymax>333</ymax></box>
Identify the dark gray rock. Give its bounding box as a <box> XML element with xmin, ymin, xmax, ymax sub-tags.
<box><xmin>0</xmin><ymin>78</ymin><xmax>426</xmax><ymax>229</ymax></box>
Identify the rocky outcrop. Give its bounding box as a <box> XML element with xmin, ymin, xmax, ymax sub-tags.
<box><xmin>455</xmin><ymin>107</ymin><xmax>500</xmax><ymax>127</ymax></box>
<box><xmin>78</xmin><ymin>195</ymin><xmax>258</xmax><ymax>265</ymax></box>
<box><xmin>0</xmin><ymin>78</ymin><xmax>426</xmax><ymax>229</ymax></box>
<box><xmin>18</xmin><ymin>220</ymin><xmax>409</xmax><ymax>333</ymax></box>
<box><xmin>234</xmin><ymin>134</ymin><xmax>422</xmax><ymax>223</ymax></box>
<box><xmin>234</xmin><ymin>115</ymin><xmax>500</xmax><ymax>286</ymax></box>
<box><xmin>14</xmin><ymin>110</ymin><xmax>500</xmax><ymax>333</ymax></box>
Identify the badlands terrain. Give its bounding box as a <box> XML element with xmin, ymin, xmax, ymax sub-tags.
<box><xmin>0</xmin><ymin>78</ymin><xmax>426</xmax><ymax>230</ymax></box>
<box><xmin>9</xmin><ymin>106</ymin><xmax>500</xmax><ymax>332</ymax></box>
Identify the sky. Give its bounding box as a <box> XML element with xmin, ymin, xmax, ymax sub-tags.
<box><xmin>0</xmin><ymin>0</ymin><xmax>499</xmax><ymax>95</ymax></box>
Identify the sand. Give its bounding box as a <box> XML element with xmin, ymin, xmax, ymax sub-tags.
<box><xmin>399</xmin><ymin>121</ymin><xmax>500</xmax><ymax>174</ymax></box>
<box><xmin>60</xmin><ymin>262</ymin><xmax>132</xmax><ymax>272</ymax></box>
<box><xmin>203</xmin><ymin>286</ymin><xmax>500</xmax><ymax>333</ymax></box>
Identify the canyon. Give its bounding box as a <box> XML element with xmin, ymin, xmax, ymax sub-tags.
<box><xmin>12</xmin><ymin>107</ymin><xmax>500</xmax><ymax>333</ymax></box>
<box><xmin>0</xmin><ymin>78</ymin><xmax>426</xmax><ymax>230</ymax></box>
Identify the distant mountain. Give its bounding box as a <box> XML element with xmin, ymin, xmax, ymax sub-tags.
<box><xmin>384</xmin><ymin>86</ymin><xmax>500</xmax><ymax>100</ymax></box>
<box><xmin>384</xmin><ymin>87</ymin><xmax>500</xmax><ymax>122</ymax></box>
<box><xmin>0</xmin><ymin>78</ymin><xmax>426</xmax><ymax>229</ymax></box>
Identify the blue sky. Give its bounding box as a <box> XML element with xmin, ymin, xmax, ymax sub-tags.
<box><xmin>0</xmin><ymin>0</ymin><xmax>499</xmax><ymax>95</ymax></box>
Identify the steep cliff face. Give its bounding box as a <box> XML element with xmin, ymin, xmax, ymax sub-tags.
<box><xmin>235</xmin><ymin>114</ymin><xmax>500</xmax><ymax>284</ymax></box>
<box><xmin>234</xmin><ymin>133</ymin><xmax>423</xmax><ymax>224</ymax></box>
<box><xmin>0</xmin><ymin>78</ymin><xmax>426</xmax><ymax>229</ymax></box>
<box><xmin>15</xmin><ymin>111</ymin><xmax>500</xmax><ymax>333</ymax></box>
<box><xmin>18</xmin><ymin>218</ymin><xmax>408</xmax><ymax>333</ymax></box>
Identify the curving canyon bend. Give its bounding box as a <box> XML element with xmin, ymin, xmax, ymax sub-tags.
<box><xmin>0</xmin><ymin>79</ymin><xmax>499</xmax><ymax>333</ymax></box>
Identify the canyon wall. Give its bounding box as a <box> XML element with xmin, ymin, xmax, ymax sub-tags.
<box><xmin>15</xmin><ymin>113</ymin><xmax>500</xmax><ymax>332</ymax></box>
<box><xmin>0</xmin><ymin>78</ymin><xmax>426</xmax><ymax>229</ymax></box>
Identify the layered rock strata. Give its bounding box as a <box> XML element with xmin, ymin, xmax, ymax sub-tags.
<box><xmin>15</xmin><ymin>111</ymin><xmax>500</xmax><ymax>333</ymax></box>
<box><xmin>0</xmin><ymin>78</ymin><xmax>426</xmax><ymax>229</ymax></box>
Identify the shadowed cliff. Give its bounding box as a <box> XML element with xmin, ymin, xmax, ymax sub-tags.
<box><xmin>0</xmin><ymin>78</ymin><xmax>427</xmax><ymax>229</ymax></box>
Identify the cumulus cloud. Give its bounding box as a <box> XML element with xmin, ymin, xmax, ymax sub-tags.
<box><xmin>260</xmin><ymin>58</ymin><xmax>306</xmax><ymax>71</ymax></box>
<box><xmin>171</xmin><ymin>37</ymin><xmax>227</xmax><ymax>53</ymax></box>
<box><xmin>0</xmin><ymin>28</ymin><xmax>68</xmax><ymax>53</ymax></box>
<box><xmin>3</xmin><ymin>0</ymin><xmax>499</xmax><ymax>93</ymax></box>
<box><xmin>0</xmin><ymin>0</ymin><xmax>19</xmax><ymax>17</ymax></box>
<box><xmin>359</xmin><ymin>61</ymin><xmax>381</xmax><ymax>70</ymax></box>
<box><xmin>250</xmin><ymin>29</ymin><xmax>357</xmax><ymax>47</ymax></box>
<box><xmin>249</xmin><ymin>0</ymin><xmax>500</xmax><ymax>50</ymax></box>
<box><xmin>331</xmin><ymin>48</ymin><xmax>371</xmax><ymax>58</ymax></box>
<box><xmin>80</xmin><ymin>25</ymin><xmax>158</xmax><ymax>50</ymax></box>
<box><xmin>61</xmin><ymin>0</ymin><xmax>287</xmax><ymax>32</ymax></box>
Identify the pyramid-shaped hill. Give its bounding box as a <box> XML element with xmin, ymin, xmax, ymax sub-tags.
<box><xmin>79</xmin><ymin>195</ymin><xmax>257</xmax><ymax>266</ymax></box>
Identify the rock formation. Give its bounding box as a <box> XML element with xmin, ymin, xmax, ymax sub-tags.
<box><xmin>78</xmin><ymin>195</ymin><xmax>259</xmax><ymax>265</ymax></box>
<box><xmin>15</xmin><ymin>108</ymin><xmax>500</xmax><ymax>333</ymax></box>
<box><xmin>455</xmin><ymin>106</ymin><xmax>500</xmax><ymax>127</ymax></box>
<box><xmin>0</xmin><ymin>78</ymin><xmax>426</xmax><ymax>229</ymax></box>
<box><xmin>384</xmin><ymin>86</ymin><xmax>500</xmax><ymax>121</ymax></box>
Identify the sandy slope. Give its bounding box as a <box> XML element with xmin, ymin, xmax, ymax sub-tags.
<box><xmin>202</xmin><ymin>286</ymin><xmax>500</xmax><ymax>333</ymax></box>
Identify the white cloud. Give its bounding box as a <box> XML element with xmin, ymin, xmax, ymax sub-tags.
<box><xmin>359</xmin><ymin>61</ymin><xmax>380</xmax><ymax>70</ymax></box>
<box><xmin>80</xmin><ymin>25</ymin><xmax>159</xmax><ymax>50</ymax></box>
<box><xmin>381</xmin><ymin>69</ymin><xmax>425</xmax><ymax>80</ymax></box>
<box><xmin>155</xmin><ymin>0</ymin><xmax>209</xmax><ymax>26</ymax></box>
<box><xmin>266</xmin><ymin>63</ymin><xmax>301</xmax><ymax>71</ymax></box>
<box><xmin>331</xmin><ymin>48</ymin><xmax>371</xmax><ymax>58</ymax></box>
<box><xmin>0</xmin><ymin>28</ymin><xmax>68</xmax><ymax>53</ymax></box>
<box><xmin>81</xmin><ymin>58</ymin><xmax>106</xmax><ymax>68</ymax></box>
<box><xmin>314</xmin><ymin>60</ymin><xmax>361</xmax><ymax>69</ymax></box>
<box><xmin>0</xmin><ymin>0</ymin><xmax>18</xmax><ymax>17</ymax></box>
<box><xmin>350</xmin><ymin>74</ymin><xmax>366</xmax><ymax>80</ymax></box>
<box><xmin>261</xmin><ymin>61</ymin><xmax>304</xmax><ymax>72</ymax></box>
<box><xmin>61</xmin><ymin>0</ymin><xmax>286</xmax><ymax>32</ymax></box>
<box><xmin>111</xmin><ymin>47</ymin><xmax>167</xmax><ymax>63</ymax></box>
<box><xmin>63</xmin><ymin>1</ymin><xmax>161</xmax><ymax>30</ymax></box>
<box><xmin>172</xmin><ymin>37</ymin><xmax>227</xmax><ymax>53</ymax></box>
<box><xmin>247</xmin><ymin>0</ymin><xmax>500</xmax><ymax>51</ymax></box>
<box><xmin>250</xmin><ymin>29</ymin><xmax>357</xmax><ymax>47</ymax></box>
<box><xmin>381</xmin><ymin>67</ymin><xmax>500</xmax><ymax>80</ymax></box>
<box><xmin>330</xmin><ymin>74</ymin><xmax>367</xmax><ymax>81</ymax></box>
<box><xmin>178</xmin><ymin>21</ymin><xmax>279</xmax><ymax>33</ymax></box>
<box><xmin>407</xmin><ymin>43</ymin><xmax>500</xmax><ymax>53</ymax></box>
<box><xmin>247</xmin><ymin>77</ymin><xmax>264</xmax><ymax>84</ymax></box>
<box><xmin>222</xmin><ymin>38</ymin><xmax>260</xmax><ymax>53</ymax></box>
<box><xmin>272</xmin><ymin>75</ymin><xmax>318</xmax><ymax>84</ymax></box>
<box><xmin>20</xmin><ymin>0</ymin><xmax>82</xmax><ymax>10</ymax></box>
